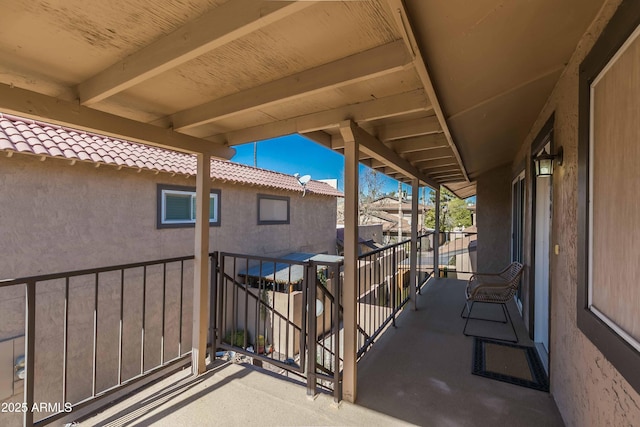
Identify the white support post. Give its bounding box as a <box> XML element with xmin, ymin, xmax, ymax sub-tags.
<box><xmin>434</xmin><ymin>187</ymin><xmax>440</xmax><ymax>279</ymax></box>
<box><xmin>340</xmin><ymin>122</ymin><xmax>359</xmax><ymax>403</ymax></box>
<box><xmin>192</xmin><ymin>153</ymin><xmax>211</xmax><ymax>375</ymax></box>
<box><xmin>410</xmin><ymin>179</ymin><xmax>419</xmax><ymax>310</ymax></box>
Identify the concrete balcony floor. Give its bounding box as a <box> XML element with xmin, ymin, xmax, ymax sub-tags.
<box><xmin>79</xmin><ymin>278</ymin><xmax>564</xmax><ymax>426</ymax></box>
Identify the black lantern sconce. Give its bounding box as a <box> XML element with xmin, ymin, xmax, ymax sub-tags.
<box><xmin>534</xmin><ymin>146</ymin><xmax>563</xmax><ymax>177</ymax></box>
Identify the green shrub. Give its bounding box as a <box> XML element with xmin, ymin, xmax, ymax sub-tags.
<box><xmin>224</xmin><ymin>330</ymin><xmax>248</xmax><ymax>347</ymax></box>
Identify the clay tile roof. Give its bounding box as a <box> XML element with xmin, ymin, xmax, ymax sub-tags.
<box><xmin>0</xmin><ymin>136</ymin><xmax>14</xmax><ymax>151</ymax></box>
<box><xmin>0</xmin><ymin>113</ymin><xmax>342</xmax><ymax>197</ymax></box>
<box><xmin>63</xmin><ymin>149</ymin><xmax>78</xmax><ymax>159</ymax></box>
<box><xmin>48</xmin><ymin>147</ymin><xmax>64</xmax><ymax>157</ymax></box>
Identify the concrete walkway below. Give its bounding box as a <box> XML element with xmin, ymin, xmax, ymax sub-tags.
<box><xmin>79</xmin><ymin>278</ymin><xmax>564</xmax><ymax>426</ymax></box>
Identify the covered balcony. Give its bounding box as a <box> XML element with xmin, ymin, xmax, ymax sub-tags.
<box><xmin>2</xmin><ymin>232</ymin><xmax>553</xmax><ymax>427</ymax></box>
<box><xmin>77</xmin><ymin>278</ymin><xmax>561</xmax><ymax>426</ymax></box>
<box><xmin>68</xmin><ymin>280</ymin><xmax>559</xmax><ymax>427</ymax></box>
<box><xmin>5</xmin><ymin>264</ymin><xmax>562</xmax><ymax>426</ymax></box>
<box><xmin>1</xmin><ymin>0</ymin><xmax>639</xmax><ymax>426</ymax></box>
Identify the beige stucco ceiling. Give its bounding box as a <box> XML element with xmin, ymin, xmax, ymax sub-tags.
<box><xmin>404</xmin><ymin>0</ymin><xmax>606</xmax><ymax>179</ymax></box>
<box><xmin>0</xmin><ymin>0</ymin><xmax>606</xmax><ymax>196</ymax></box>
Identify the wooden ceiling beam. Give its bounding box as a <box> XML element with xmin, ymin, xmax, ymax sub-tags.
<box><xmin>444</xmin><ymin>182</ymin><xmax>477</xmax><ymax>198</ymax></box>
<box><xmin>339</xmin><ymin>120</ymin><xmax>437</xmax><ymax>189</ymax></box>
<box><xmin>438</xmin><ymin>176</ymin><xmax>468</xmax><ymax>184</ymax></box>
<box><xmin>377</xmin><ymin>116</ymin><xmax>441</xmax><ymax>142</ymax></box>
<box><xmin>173</xmin><ymin>40</ymin><xmax>413</xmax><ymax>130</ymax></box>
<box><xmin>357</xmin><ymin>133</ymin><xmax>447</xmax><ymax>161</ymax></box>
<box><xmin>421</xmin><ymin>165</ymin><xmax>462</xmax><ymax>174</ymax></box>
<box><xmin>370</xmin><ymin>156</ymin><xmax>459</xmax><ymax>174</ymax></box>
<box><xmin>300</xmin><ymin>132</ymin><xmax>404</xmax><ymax>167</ymax></box>
<box><xmin>0</xmin><ymin>83</ymin><xmax>234</xmax><ymax>158</ymax></box>
<box><xmin>220</xmin><ymin>89</ymin><xmax>429</xmax><ymax>146</ymax></box>
<box><xmin>369</xmin><ymin>159</ymin><xmax>388</xmax><ymax>169</ymax></box>
<box><xmin>386</xmin><ymin>0</ymin><xmax>469</xmax><ymax>181</ymax></box>
<box><xmin>330</xmin><ymin>135</ymin><xmax>397</xmax><ymax>164</ymax></box>
<box><xmin>405</xmin><ymin>148</ymin><xmax>454</xmax><ymax>162</ymax></box>
<box><xmin>429</xmin><ymin>171</ymin><xmax>464</xmax><ymax>179</ymax></box>
<box><xmin>78</xmin><ymin>0</ymin><xmax>314</xmax><ymax>106</ymax></box>
<box><xmin>414</xmin><ymin>157</ymin><xmax>459</xmax><ymax>169</ymax></box>
<box><xmin>388</xmin><ymin>133</ymin><xmax>449</xmax><ymax>154</ymax></box>
<box><xmin>301</xmin><ymin>131</ymin><xmax>333</xmax><ymax>150</ymax></box>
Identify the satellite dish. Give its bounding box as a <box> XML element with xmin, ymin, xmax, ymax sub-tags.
<box><xmin>295</xmin><ymin>173</ymin><xmax>312</xmax><ymax>197</ymax></box>
<box><xmin>298</xmin><ymin>175</ymin><xmax>311</xmax><ymax>185</ymax></box>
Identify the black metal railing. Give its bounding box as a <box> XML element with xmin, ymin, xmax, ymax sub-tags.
<box><xmin>437</xmin><ymin>231</ymin><xmax>477</xmax><ymax>275</ymax></box>
<box><xmin>0</xmin><ymin>256</ymin><xmax>194</xmax><ymax>427</ymax></box>
<box><xmin>211</xmin><ymin>252</ymin><xmax>343</xmax><ymax>401</ymax></box>
<box><xmin>356</xmin><ymin>233</ymin><xmax>434</xmax><ymax>357</ymax></box>
<box><xmin>1</xmin><ymin>231</ymin><xmax>450</xmax><ymax>425</ymax></box>
<box><xmin>416</xmin><ymin>232</ymin><xmax>436</xmax><ymax>292</ymax></box>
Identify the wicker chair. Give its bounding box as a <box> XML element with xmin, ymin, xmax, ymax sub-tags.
<box><xmin>460</xmin><ymin>262</ymin><xmax>524</xmax><ymax>343</ymax></box>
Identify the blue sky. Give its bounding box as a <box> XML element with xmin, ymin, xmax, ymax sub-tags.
<box><xmin>231</xmin><ymin>134</ymin><xmax>422</xmax><ymax>197</ymax></box>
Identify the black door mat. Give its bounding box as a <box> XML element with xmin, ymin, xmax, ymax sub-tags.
<box><xmin>472</xmin><ymin>337</ymin><xmax>549</xmax><ymax>392</ymax></box>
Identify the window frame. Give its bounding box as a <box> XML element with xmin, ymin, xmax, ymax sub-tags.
<box><xmin>157</xmin><ymin>184</ymin><xmax>221</xmax><ymax>229</ymax></box>
<box><xmin>257</xmin><ymin>194</ymin><xmax>290</xmax><ymax>225</ymax></box>
<box><xmin>511</xmin><ymin>169</ymin><xmax>525</xmax><ymax>312</ymax></box>
<box><xmin>577</xmin><ymin>0</ymin><xmax>640</xmax><ymax>394</ymax></box>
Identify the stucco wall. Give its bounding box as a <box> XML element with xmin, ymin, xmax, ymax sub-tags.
<box><xmin>0</xmin><ymin>153</ymin><xmax>337</xmax><ymax>424</ymax></box>
<box><xmin>510</xmin><ymin>0</ymin><xmax>640</xmax><ymax>425</ymax></box>
<box><xmin>476</xmin><ymin>163</ymin><xmax>511</xmax><ymax>273</ymax></box>
<box><xmin>0</xmin><ymin>153</ymin><xmax>337</xmax><ymax>278</ymax></box>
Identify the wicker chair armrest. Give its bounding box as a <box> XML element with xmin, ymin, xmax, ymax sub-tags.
<box><xmin>468</xmin><ymin>278</ymin><xmax>509</xmax><ymax>298</ymax></box>
<box><xmin>471</xmin><ymin>272</ymin><xmax>502</xmax><ymax>281</ymax></box>
<box><xmin>466</xmin><ymin>262</ymin><xmax>524</xmax><ymax>300</ymax></box>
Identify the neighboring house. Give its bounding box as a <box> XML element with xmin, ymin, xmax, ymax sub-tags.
<box><xmin>438</xmin><ymin>230</ymin><xmax>477</xmax><ymax>277</ymax></box>
<box><xmin>362</xmin><ymin>196</ymin><xmax>430</xmax><ymax>243</ymax></box>
<box><xmin>335</xmin><ymin>224</ymin><xmax>384</xmax><ymax>256</ymax></box>
<box><xmin>0</xmin><ymin>114</ymin><xmax>342</xmax><ymax>410</ymax></box>
<box><xmin>0</xmin><ymin>113</ymin><xmax>342</xmax><ymax>279</ymax></box>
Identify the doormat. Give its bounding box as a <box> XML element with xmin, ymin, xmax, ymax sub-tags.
<box><xmin>472</xmin><ymin>337</ymin><xmax>549</xmax><ymax>392</ymax></box>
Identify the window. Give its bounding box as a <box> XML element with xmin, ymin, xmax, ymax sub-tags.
<box><xmin>578</xmin><ymin>0</ymin><xmax>640</xmax><ymax>394</ymax></box>
<box><xmin>511</xmin><ymin>170</ymin><xmax>525</xmax><ymax>309</ymax></box>
<box><xmin>257</xmin><ymin>194</ymin><xmax>290</xmax><ymax>225</ymax></box>
<box><xmin>157</xmin><ymin>184</ymin><xmax>220</xmax><ymax>228</ymax></box>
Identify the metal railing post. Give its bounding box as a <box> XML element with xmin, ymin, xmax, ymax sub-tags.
<box><xmin>141</xmin><ymin>266</ymin><xmax>147</xmax><ymax>375</ymax></box>
<box><xmin>24</xmin><ymin>281</ymin><xmax>36</xmax><ymax>427</ymax></box>
<box><xmin>217</xmin><ymin>255</ymin><xmax>226</xmax><ymax>355</ymax></box>
<box><xmin>178</xmin><ymin>260</ymin><xmax>185</xmax><ymax>357</ymax></box>
<box><xmin>92</xmin><ymin>273</ymin><xmax>99</xmax><ymax>397</ymax></box>
<box><xmin>63</xmin><ymin>277</ymin><xmax>71</xmax><ymax>401</ymax></box>
<box><xmin>209</xmin><ymin>252</ymin><xmax>218</xmax><ymax>361</ymax></box>
<box><xmin>417</xmin><ymin>235</ymin><xmax>423</xmax><ymax>294</ymax></box>
<box><xmin>306</xmin><ymin>263</ymin><xmax>317</xmax><ymax>397</ymax></box>
<box><xmin>434</xmin><ymin>188</ymin><xmax>441</xmax><ymax>278</ymax></box>
<box><xmin>332</xmin><ymin>264</ymin><xmax>342</xmax><ymax>402</ymax></box>
<box><xmin>391</xmin><ymin>246</ymin><xmax>397</xmax><ymax>327</ymax></box>
<box><xmin>161</xmin><ymin>264</ymin><xmax>166</xmax><ymax>365</ymax></box>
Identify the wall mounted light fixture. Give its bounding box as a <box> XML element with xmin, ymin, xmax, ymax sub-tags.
<box><xmin>534</xmin><ymin>146</ymin><xmax>563</xmax><ymax>177</ymax></box>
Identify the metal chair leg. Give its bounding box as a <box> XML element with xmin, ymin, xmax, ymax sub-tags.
<box><xmin>503</xmin><ymin>303</ymin><xmax>519</xmax><ymax>343</ymax></box>
<box><xmin>460</xmin><ymin>301</ymin><xmax>470</xmax><ymax>318</ymax></box>
<box><xmin>463</xmin><ymin>302</ymin><xmax>519</xmax><ymax>343</ymax></box>
<box><xmin>462</xmin><ymin>301</ymin><xmax>475</xmax><ymax>337</ymax></box>
<box><xmin>499</xmin><ymin>302</ymin><xmax>510</xmax><ymax>324</ymax></box>
<box><xmin>462</xmin><ymin>300</ymin><xmax>507</xmax><ymax>323</ymax></box>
